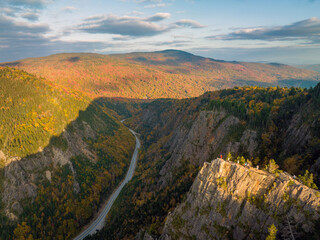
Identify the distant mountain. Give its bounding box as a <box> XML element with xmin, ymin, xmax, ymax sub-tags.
<box><xmin>296</xmin><ymin>64</ymin><xmax>320</xmax><ymax>73</ymax></box>
<box><xmin>1</xmin><ymin>50</ymin><xmax>319</xmax><ymax>99</ymax></box>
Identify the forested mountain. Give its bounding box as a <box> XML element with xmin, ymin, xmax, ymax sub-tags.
<box><xmin>0</xmin><ymin>67</ymin><xmax>136</xmax><ymax>239</ymax></box>
<box><xmin>90</xmin><ymin>83</ymin><xmax>320</xmax><ymax>239</ymax></box>
<box><xmin>1</xmin><ymin>50</ymin><xmax>319</xmax><ymax>99</ymax></box>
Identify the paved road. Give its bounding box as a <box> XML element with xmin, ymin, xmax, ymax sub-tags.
<box><xmin>74</xmin><ymin>126</ymin><xmax>141</xmax><ymax>240</ymax></box>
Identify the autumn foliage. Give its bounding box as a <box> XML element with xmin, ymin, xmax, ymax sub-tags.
<box><xmin>3</xmin><ymin>50</ymin><xmax>319</xmax><ymax>99</ymax></box>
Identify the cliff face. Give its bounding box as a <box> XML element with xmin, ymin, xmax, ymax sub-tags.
<box><xmin>161</xmin><ymin>159</ymin><xmax>320</xmax><ymax>240</ymax></box>
<box><xmin>131</xmin><ymin>102</ymin><xmax>259</xmax><ymax>191</ymax></box>
<box><xmin>2</xmin><ymin>119</ymin><xmax>97</xmax><ymax>221</ymax></box>
<box><xmin>130</xmin><ymin>92</ymin><xmax>320</xmax><ymax>193</ymax></box>
<box><xmin>157</xmin><ymin>110</ymin><xmax>249</xmax><ymax>188</ymax></box>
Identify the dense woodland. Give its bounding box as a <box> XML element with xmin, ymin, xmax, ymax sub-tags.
<box><xmin>91</xmin><ymin>84</ymin><xmax>320</xmax><ymax>239</ymax></box>
<box><xmin>0</xmin><ymin>67</ymin><xmax>90</xmax><ymax>159</ymax></box>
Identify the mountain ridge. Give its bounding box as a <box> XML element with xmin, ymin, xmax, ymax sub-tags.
<box><xmin>1</xmin><ymin>50</ymin><xmax>319</xmax><ymax>100</ymax></box>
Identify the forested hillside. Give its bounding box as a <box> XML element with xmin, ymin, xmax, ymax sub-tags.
<box><xmin>0</xmin><ymin>67</ymin><xmax>89</xmax><ymax>159</ymax></box>
<box><xmin>91</xmin><ymin>83</ymin><xmax>320</xmax><ymax>239</ymax></box>
<box><xmin>2</xmin><ymin>50</ymin><xmax>319</xmax><ymax>99</ymax></box>
<box><xmin>0</xmin><ymin>67</ymin><xmax>136</xmax><ymax>239</ymax></box>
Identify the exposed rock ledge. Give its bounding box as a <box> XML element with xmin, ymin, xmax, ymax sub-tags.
<box><xmin>161</xmin><ymin>158</ymin><xmax>320</xmax><ymax>240</ymax></box>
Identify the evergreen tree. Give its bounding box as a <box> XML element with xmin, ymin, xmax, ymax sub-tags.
<box><xmin>298</xmin><ymin>170</ymin><xmax>318</xmax><ymax>189</ymax></box>
<box><xmin>266</xmin><ymin>224</ymin><xmax>277</xmax><ymax>240</ymax></box>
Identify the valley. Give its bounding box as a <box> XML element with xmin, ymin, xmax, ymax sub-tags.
<box><xmin>2</xmin><ymin>0</ymin><xmax>320</xmax><ymax>238</ymax></box>
<box><xmin>74</xmin><ymin>127</ymin><xmax>141</xmax><ymax>240</ymax></box>
<box><xmin>1</xmin><ymin>50</ymin><xmax>320</xmax><ymax>240</ymax></box>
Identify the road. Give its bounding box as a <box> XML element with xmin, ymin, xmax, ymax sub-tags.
<box><xmin>74</xmin><ymin>126</ymin><xmax>141</xmax><ymax>240</ymax></box>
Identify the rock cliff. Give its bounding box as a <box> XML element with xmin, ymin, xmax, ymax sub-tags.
<box><xmin>1</xmin><ymin>119</ymin><xmax>97</xmax><ymax>221</ymax></box>
<box><xmin>161</xmin><ymin>159</ymin><xmax>320</xmax><ymax>240</ymax></box>
<box><xmin>132</xmin><ymin>104</ymin><xmax>259</xmax><ymax>191</ymax></box>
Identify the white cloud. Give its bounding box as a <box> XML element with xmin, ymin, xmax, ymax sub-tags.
<box><xmin>21</xmin><ymin>12</ymin><xmax>39</xmax><ymax>21</ymax></box>
<box><xmin>1</xmin><ymin>0</ymin><xmax>53</xmax><ymax>8</ymax></box>
<box><xmin>78</xmin><ymin>14</ymin><xmax>169</xmax><ymax>37</ymax></box>
<box><xmin>62</xmin><ymin>6</ymin><xmax>77</xmax><ymax>13</ymax></box>
<box><xmin>175</xmin><ymin>19</ymin><xmax>205</xmax><ymax>28</ymax></box>
<box><xmin>146</xmin><ymin>12</ymin><xmax>170</xmax><ymax>22</ymax></box>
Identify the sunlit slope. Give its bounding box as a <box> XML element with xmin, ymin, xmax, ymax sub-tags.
<box><xmin>2</xmin><ymin>50</ymin><xmax>319</xmax><ymax>99</ymax></box>
<box><xmin>0</xmin><ymin>67</ymin><xmax>90</xmax><ymax>160</ymax></box>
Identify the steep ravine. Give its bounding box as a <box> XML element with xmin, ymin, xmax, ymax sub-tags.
<box><xmin>74</xmin><ymin>127</ymin><xmax>140</xmax><ymax>240</ymax></box>
<box><xmin>161</xmin><ymin>159</ymin><xmax>320</xmax><ymax>240</ymax></box>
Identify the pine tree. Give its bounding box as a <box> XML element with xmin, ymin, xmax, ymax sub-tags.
<box><xmin>298</xmin><ymin>170</ymin><xmax>318</xmax><ymax>189</ymax></box>
<box><xmin>266</xmin><ymin>224</ymin><xmax>277</xmax><ymax>240</ymax></box>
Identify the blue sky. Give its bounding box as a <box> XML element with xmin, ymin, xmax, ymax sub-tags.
<box><xmin>0</xmin><ymin>0</ymin><xmax>320</xmax><ymax>64</ymax></box>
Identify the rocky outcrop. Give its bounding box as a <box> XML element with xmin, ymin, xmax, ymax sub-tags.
<box><xmin>158</xmin><ymin>111</ymin><xmax>239</xmax><ymax>186</ymax></box>
<box><xmin>161</xmin><ymin>159</ymin><xmax>320</xmax><ymax>240</ymax></box>
<box><xmin>282</xmin><ymin>113</ymin><xmax>312</xmax><ymax>156</ymax></box>
<box><xmin>145</xmin><ymin>109</ymin><xmax>258</xmax><ymax>189</ymax></box>
<box><xmin>1</xmin><ymin>118</ymin><xmax>101</xmax><ymax>221</ymax></box>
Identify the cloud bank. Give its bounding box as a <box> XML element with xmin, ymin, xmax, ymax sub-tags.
<box><xmin>209</xmin><ymin>17</ymin><xmax>320</xmax><ymax>43</ymax></box>
<box><xmin>1</xmin><ymin>0</ymin><xmax>52</xmax><ymax>9</ymax></box>
<box><xmin>78</xmin><ymin>14</ymin><xmax>170</xmax><ymax>37</ymax></box>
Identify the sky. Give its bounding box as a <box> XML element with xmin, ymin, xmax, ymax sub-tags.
<box><xmin>0</xmin><ymin>0</ymin><xmax>320</xmax><ymax>64</ymax></box>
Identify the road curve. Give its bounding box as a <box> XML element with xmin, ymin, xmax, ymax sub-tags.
<box><xmin>74</xmin><ymin>126</ymin><xmax>141</xmax><ymax>240</ymax></box>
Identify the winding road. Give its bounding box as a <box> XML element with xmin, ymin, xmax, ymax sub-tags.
<box><xmin>74</xmin><ymin>126</ymin><xmax>141</xmax><ymax>240</ymax></box>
